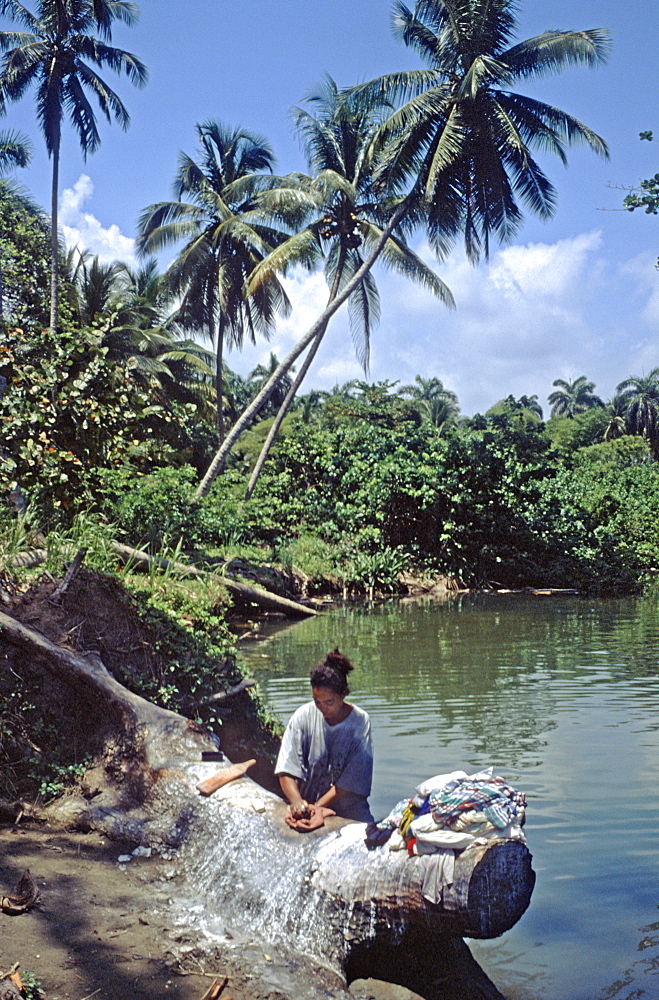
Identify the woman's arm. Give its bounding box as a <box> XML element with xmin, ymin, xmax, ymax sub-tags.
<box><xmin>314</xmin><ymin>784</ymin><xmax>348</xmax><ymax>810</ymax></box>
<box><xmin>278</xmin><ymin>773</ymin><xmax>309</xmax><ymax>818</ymax></box>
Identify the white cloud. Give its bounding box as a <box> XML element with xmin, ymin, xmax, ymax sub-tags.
<box><xmin>368</xmin><ymin>230</ymin><xmax>629</xmax><ymax>413</ymax></box>
<box><xmin>59</xmin><ymin>175</ymin><xmax>137</xmax><ymax>266</ymax></box>
<box><xmin>621</xmin><ymin>250</ymin><xmax>659</xmax><ymax>329</ymax></box>
<box><xmin>227</xmin><ymin>230</ymin><xmax>629</xmax><ymax>413</ymax></box>
<box><xmin>53</xmin><ymin>184</ymin><xmax>655</xmax><ymax>416</ymax></box>
<box><xmin>226</xmin><ymin>268</ymin><xmax>354</xmax><ymax>385</ymax></box>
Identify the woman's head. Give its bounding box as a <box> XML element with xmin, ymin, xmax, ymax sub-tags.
<box><xmin>310</xmin><ymin>647</ymin><xmax>354</xmax><ymax>696</ymax></box>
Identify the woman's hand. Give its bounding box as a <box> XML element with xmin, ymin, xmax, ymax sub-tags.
<box><xmin>289</xmin><ymin>798</ymin><xmax>310</xmax><ymax>819</ymax></box>
<box><xmin>279</xmin><ymin>773</ymin><xmax>310</xmax><ymax>817</ymax></box>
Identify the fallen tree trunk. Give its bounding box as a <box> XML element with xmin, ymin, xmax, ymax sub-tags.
<box><xmin>110</xmin><ymin>542</ymin><xmax>318</xmax><ymax>617</ymax></box>
<box><xmin>11</xmin><ymin>544</ymin><xmax>318</xmax><ymax>618</ymax></box>
<box><xmin>0</xmin><ymin>608</ymin><xmax>534</xmax><ymax>1000</ymax></box>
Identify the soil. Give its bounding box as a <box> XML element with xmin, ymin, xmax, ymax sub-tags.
<box><xmin>0</xmin><ymin>824</ymin><xmax>418</xmax><ymax>1000</ymax></box>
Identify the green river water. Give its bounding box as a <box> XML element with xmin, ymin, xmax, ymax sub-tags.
<box><xmin>241</xmin><ymin>591</ymin><xmax>659</xmax><ymax>1000</ymax></box>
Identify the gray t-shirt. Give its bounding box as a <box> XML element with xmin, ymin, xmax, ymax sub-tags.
<box><xmin>275</xmin><ymin>701</ymin><xmax>373</xmax><ymax>821</ymax></box>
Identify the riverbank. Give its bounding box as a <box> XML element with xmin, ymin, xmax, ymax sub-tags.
<box><xmin>0</xmin><ymin>823</ymin><xmax>422</xmax><ymax>1000</ymax></box>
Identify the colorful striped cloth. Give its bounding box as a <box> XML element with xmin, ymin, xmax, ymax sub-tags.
<box><xmin>429</xmin><ymin>776</ymin><xmax>526</xmax><ymax>830</ymax></box>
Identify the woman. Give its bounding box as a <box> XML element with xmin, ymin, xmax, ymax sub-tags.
<box><xmin>275</xmin><ymin>648</ymin><xmax>373</xmax><ymax>823</ymax></box>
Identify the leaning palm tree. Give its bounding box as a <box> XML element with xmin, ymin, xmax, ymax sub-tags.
<box><xmin>0</xmin><ymin>0</ymin><xmax>147</xmax><ymax>330</ymax></box>
<box><xmin>238</xmin><ymin>77</ymin><xmax>452</xmax><ymax>499</ymax></box>
<box><xmin>195</xmin><ymin>0</ymin><xmax>610</xmax><ymax>499</ymax></box>
<box><xmin>548</xmin><ymin>376</ymin><xmax>604</xmax><ymax>418</ymax></box>
<box><xmin>241</xmin><ymin>100</ymin><xmax>453</xmax><ymax>495</ymax></box>
<box><xmin>137</xmin><ymin>121</ymin><xmax>298</xmax><ymax>444</ymax></box>
<box><xmin>615</xmin><ymin>369</ymin><xmax>659</xmax><ymax>460</ymax></box>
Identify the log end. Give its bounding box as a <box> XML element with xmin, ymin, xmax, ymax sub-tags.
<box><xmin>459</xmin><ymin>839</ymin><xmax>535</xmax><ymax>939</ymax></box>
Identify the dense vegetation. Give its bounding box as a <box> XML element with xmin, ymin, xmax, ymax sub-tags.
<box><xmin>3</xmin><ymin>299</ymin><xmax>658</xmax><ymax>599</ymax></box>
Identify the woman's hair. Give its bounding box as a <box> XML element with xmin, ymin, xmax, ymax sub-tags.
<box><xmin>310</xmin><ymin>647</ymin><xmax>354</xmax><ymax>695</ymax></box>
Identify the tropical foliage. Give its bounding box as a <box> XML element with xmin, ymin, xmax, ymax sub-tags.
<box><xmin>0</xmin><ymin>321</ymin><xmax>198</xmax><ymax>522</ymax></box>
<box><xmin>0</xmin><ymin>179</ymin><xmax>51</xmax><ymax>323</ymax></box>
<box><xmin>137</xmin><ymin>121</ymin><xmax>293</xmax><ymax>442</ymax></box>
<box><xmin>548</xmin><ymin>375</ymin><xmax>604</xmax><ymax>418</ymax></box>
<box><xmin>3</xmin><ymin>0</ymin><xmax>658</xmax><ymax>602</ymax></box>
<box><xmin>194</xmin><ymin>0</ymin><xmax>610</xmax><ymax>496</ymax></box>
<box><xmin>0</xmin><ymin>0</ymin><xmax>147</xmax><ymax>328</ymax></box>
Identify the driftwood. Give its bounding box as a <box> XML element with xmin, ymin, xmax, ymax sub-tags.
<box><xmin>49</xmin><ymin>547</ymin><xmax>86</xmax><ymax>604</ymax></box>
<box><xmin>196</xmin><ymin>758</ymin><xmax>256</xmax><ymax>795</ymax></box>
<box><xmin>0</xmin><ymin>608</ymin><xmax>534</xmax><ymax>1000</ymax></box>
<box><xmin>10</xmin><ymin>543</ymin><xmax>317</xmax><ymax>618</ymax></box>
<box><xmin>201</xmin><ymin>677</ymin><xmax>256</xmax><ymax>703</ymax></box>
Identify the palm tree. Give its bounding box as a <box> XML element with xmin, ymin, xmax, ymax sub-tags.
<box><xmin>398</xmin><ymin>374</ymin><xmax>460</xmax><ymax>429</ymax></box>
<box><xmin>519</xmin><ymin>395</ymin><xmax>543</xmax><ymax>420</ymax></box>
<box><xmin>548</xmin><ymin>376</ymin><xmax>604</xmax><ymax>418</ymax></box>
<box><xmin>68</xmin><ymin>249</ymin><xmax>123</xmax><ymax>326</ymax></box>
<box><xmin>248</xmin><ymin>352</ymin><xmax>295</xmax><ymax>413</ymax></box>
<box><xmin>0</xmin><ymin>128</ymin><xmax>31</xmax><ymax>173</ymax></box>
<box><xmin>137</xmin><ymin>120</ymin><xmax>295</xmax><ymax>444</ymax></box>
<box><xmin>364</xmin><ymin>0</ymin><xmax>610</xmax><ymax>260</ymax></box>
<box><xmin>103</xmin><ymin>258</ymin><xmax>217</xmax><ymax>414</ymax></box>
<box><xmin>602</xmin><ymin>394</ymin><xmax>627</xmax><ymax>443</ymax></box>
<box><xmin>238</xmin><ymin>77</ymin><xmax>452</xmax><ymax>499</ymax></box>
<box><xmin>195</xmin><ymin>0</ymin><xmax>610</xmax><ymax>499</ymax></box>
<box><xmin>0</xmin><ymin>0</ymin><xmax>147</xmax><ymax>330</ymax></box>
<box><xmin>615</xmin><ymin>369</ymin><xmax>659</xmax><ymax>459</ymax></box>
<box><xmin>64</xmin><ymin>249</ymin><xmax>217</xmax><ymax>414</ymax></box>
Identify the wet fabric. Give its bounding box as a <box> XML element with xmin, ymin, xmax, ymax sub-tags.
<box><xmin>275</xmin><ymin>701</ymin><xmax>373</xmax><ymax>821</ymax></box>
<box><xmin>421</xmin><ymin>850</ymin><xmax>456</xmax><ymax>904</ymax></box>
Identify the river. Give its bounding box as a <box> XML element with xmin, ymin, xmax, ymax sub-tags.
<box><xmin>240</xmin><ymin>592</ymin><xmax>659</xmax><ymax>1000</ymax></box>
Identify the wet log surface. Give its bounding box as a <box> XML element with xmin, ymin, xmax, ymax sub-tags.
<box><xmin>0</xmin><ymin>608</ymin><xmax>534</xmax><ymax>1000</ymax></box>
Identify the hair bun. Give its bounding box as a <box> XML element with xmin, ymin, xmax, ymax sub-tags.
<box><xmin>324</xmin><ymin>647</ymin><xmax>354</xmax><ymax>676</ymax></box>
<box><xmin>309</xmin><ymin>648</ymin><xmax>356</xmax><ymax>694</ymax></box>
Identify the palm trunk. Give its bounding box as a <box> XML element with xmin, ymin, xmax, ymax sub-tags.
<box><xmin>243</xmin><ymin>323</ymin><xmax>327</xmax><ymax>500</ymax></box>
<box><xmin>194</xmin><ymin>201</ymin><xmax>407</xmax><ymax>500</ymax></box>
<box><xmin>215</xmin><ymin>315</ymin><xmax>225</xmax><ymax>444</ymax></box>
<box><xmin>49</xmin><ymin>132</ymin><xmax>60</xmax><ymax>332</ymax></box>
<box><xmin>243</xmin><ymin>247</ymin><xmax>347</xmax><ymax>501</ymax></box>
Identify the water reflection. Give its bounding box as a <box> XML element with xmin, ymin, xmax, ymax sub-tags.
<box><xmin>241</xmin><ymin>593</ymin><xmax>659</xmax><ymax>1000</ymax></box>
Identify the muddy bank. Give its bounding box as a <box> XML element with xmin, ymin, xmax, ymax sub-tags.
<box><xmin>0</xmin><ymin>824</ymin><xmax>419</xmax><ymax>1000</ymax></box>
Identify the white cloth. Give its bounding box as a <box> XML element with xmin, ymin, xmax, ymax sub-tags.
<box><xmin>414</xmin><ymin>770</ymin><xmax>467</xmax><ymax>799</ymax></box>
<box><xmin>421</xmin><ymin>850</ymin><xmax>456</xmax><ymax>904</ymax></box>
<box><xmin>412</xmin><ymin>766</ymin><xmax>494</xmax><ymax>808</ymax></box>
<box><xmin>410</xmin><ymin>813</ymin><xmax>478</xmax><ymax>850</ymax></box>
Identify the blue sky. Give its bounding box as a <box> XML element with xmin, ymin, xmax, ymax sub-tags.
<box><xmin>2</xmin><ymin>0</ymin><xmax>657</xmax><ymax>416</ymax></box>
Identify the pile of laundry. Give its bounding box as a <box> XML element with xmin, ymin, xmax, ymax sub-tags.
<box><xmin>365</xmin><ymin>767</ymin><xmax>527</xmax><ymax>903</ymax></box>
